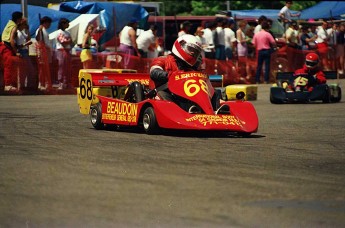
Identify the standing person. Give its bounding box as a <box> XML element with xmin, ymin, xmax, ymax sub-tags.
<box><xmin>136</xmin><ymin>24</ymin><xmax>158</xmax><ymax>58</ymax></box>
<box><xmin>35</xmin><ymin>16</ymin><xmax>53</xmax><ymax>91</ymax></box>
<box><xmin>285</xmin><ymin>21</ymin><xmax>300</xmax><ymax>71</ymax></box>
<box><xmin>0</xmin><ymin>11</ymin><xmax>23</xmax><ymax>91</ymax></box>
<box><xmin>315</xmin><ymin>21</ymin><xmax>330</xmax><ymax>70</ymax></box>
<box><xmin>195</xmin><ymin>26</ymin><xmax>207</xmax><ymax>69</ymax></box>
<box><xmin>307</xmin><ymin>22</ymin><xmax>318</xmax><ymax>50</ymax></box>
<box><xmin>254</xmin><ymin>15</ymin><xmax>268</xmax><ymax>34</ymax></box>
<box><xmin>118</xmin><ymin>19</ymin><xmax>141</xmax><ymax>57</ymax></box>
<box><xmin>336</xmin><ymin>23</ymin><xmax>345</xmax><ymax>75</ymax></box>
<box><xmin>16</xmin><ymin>18</ymin><xmax>34</xmax><ymax>90</ymax></box>
<box><xmin>202</xmin><ymin>21</ymin><xmax>215</xmax><ymax>59</ymax></box>
<box><xmin>327</xmin><ymin>23</ymin><xmax>338</xmax><ymax>70</ymax></box>
<box><xmin>300</xmin><ymin>25</ymin><xmax>317</xmax><ymax>50</ymax></box>
<box><xmin>252</xmin><ymin>21</ymin><xmax>277</xmax><ymax>84</ymax></box>
<box><xmin>214</xmin><ymin>17</ymin><xmax>226</xmax><ymax>61</ymax></box>
<box><xmin>178</xmin><ymin>21</ymin><xmax>191</xmax><ymax>37</ymax></box>
<box><xmin>285</xmin><ymin>21</ymin><xmax>300</xmax><ymax>49</ymax></box>
<box><xmin>279</xmin><ymin>1</ymin><xmax>301</xmax><ymax>31</ymax></box>
<box><xmin>224</xmin><ymin>19</ymin><xmax>236</xmax><ymax>61</ymax></box>
<box><xmin>236</xmin><ymin>20</ymin><xmax>252</xmax><ymax>81</ymax></box>
<box><xmin>80</xmin><ymin>24</ymin><xmax>94</xmax><ymax>69</ymax></box>
<box><xmin>56</xmin><ymin>18</ymin><xmax>73</xmax><ymax>89</ymax></box>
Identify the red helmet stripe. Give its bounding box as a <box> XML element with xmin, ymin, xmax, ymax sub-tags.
<box><xmin>174</xmin><ymin>40</ymin><xmax>196</xmax><ymax>65</ymax></box>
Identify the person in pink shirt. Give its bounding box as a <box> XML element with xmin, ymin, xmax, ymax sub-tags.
<box><xmin>252</xmin><ymin>21</ymin><xmax>277</xmax><ymax>84</ymax></box>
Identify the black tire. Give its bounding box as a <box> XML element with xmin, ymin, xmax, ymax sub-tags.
<box><xmin>90</xmin><ymin>103</ymin><xmax>104</xmax><ymax>130</ymax></box>
<box><xmin>142</xmin><ymin>107</ymin><xmax>159</xmax><ymax>134</ymax></box>
<box><xmin>270</xmin><ymin>92</ymin><xmax>283</xmax><ymax>104</ymax></box>
<box><xmin>330</xmin><ymin>86</ymin><xmax>342</xmax><ymax>103</ymax></box>
<box><xmin>238</xmin><ymin>132</ymin><xmax>251</xmax><ymax>137</ymax></box>
<box><xmin>322</xmin><ymin>87</ymin><xmax>330</xmax><ymax>103</ymax></box>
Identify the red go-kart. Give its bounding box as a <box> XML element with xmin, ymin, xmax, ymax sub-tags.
<box><xmin>77</xmin><ymin>69</ymin><xmax>259</xmax><ymax>136</ymax></box>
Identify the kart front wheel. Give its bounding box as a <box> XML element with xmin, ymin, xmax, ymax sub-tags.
<box><xmin>90</xmin><ymin>103</ymin><xmax>104</xmax><ymax>130</ymax></box>
<box><xmin>270</xmin><ymin>92</ymin><xmax>283</xmax><ymax>104</ymax></box>
<box><xmin>142</xmin><ymin>107</ymin><xmax>159</xmax><ymax>134</ymax></box>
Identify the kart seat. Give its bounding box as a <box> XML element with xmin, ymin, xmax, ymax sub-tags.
<box><xmin>123</xmin><ymin>81</ymin><xmax>144</xmax><ymax>103</ymax></box>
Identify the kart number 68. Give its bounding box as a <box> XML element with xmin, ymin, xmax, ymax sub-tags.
<box><xmin>80</xmin><ymin>77</ymin><xmax>92</xmax><ymax>100</ymax></box>
<box><xmin>184</xmin><ymin>79</ymin><xmax>210</xmax><ymax>97</ymax></box>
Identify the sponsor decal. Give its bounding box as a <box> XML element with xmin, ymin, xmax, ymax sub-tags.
<box><xmin>175</xmin><ymin>72</ymin><xmax>208</xmax><ymax>81</ymax></box>
<box><xmin>126</xmin><ymin>79</ymin><xmax>150</xmax><ymax>85</ymax></box>
<box><xmin>186</xmin><ymin>115</ymin><xmax>244</xmax><ymax>127</ymax></box>
<box><xmin>103</xmin><ymin>101</ymin><xmax>138</xmax><ymax>123</ymax></box>
<box><xmin>98</xmin><ymin>79</ymin><xmax>116</xmax><ymax>84</ymax></box>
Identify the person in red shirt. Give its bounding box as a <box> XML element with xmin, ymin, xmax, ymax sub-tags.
<box><xmin>149</xmin><ymin>34</ymin><xmax>220</xmax><ymax>111</ymax></box>
<box><xmin>150</xmin><ymin>34</ymin><xmax>203</xmax><ymax>99</ymax></box>
<box><xmin>292</xmin><ymin>52</ymin><xmax>326</xmax><ymax>92</ymax></box>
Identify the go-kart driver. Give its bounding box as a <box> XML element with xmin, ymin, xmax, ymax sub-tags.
<box><xmin>149</xmin><ymin>34</ymin><xmax>220</xmax><ymax>111</ymax></box>
<box><xmin>291</xmin><ymin>52</ymin><xmax>327</xmax><ymax>92</ymax></box>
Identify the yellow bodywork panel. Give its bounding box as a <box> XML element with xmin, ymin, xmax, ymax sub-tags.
<box><xmin>77</xmin><ymin>69</ymin><xmax>136</xmax><ymax>114</ymax></box>
<box><xmin>225</xmin><ymin>84</ymin><xmax>258</xmax><ymax>101</ymax></box>
<box><xmin>78</xmin><ymin>70</ymin><xmax>93</xmax><ymax>115</ymax></box>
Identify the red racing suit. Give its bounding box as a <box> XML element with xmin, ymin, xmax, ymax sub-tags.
<box><xmin>149</xmin><ymin>54</ymin><xmax>219</xmax><ymax>110</ymax></box>
<box><xmin>150</xmin><ymin>54</ymin><xmax>180</xmax><ymax>89</ymax></box>
<box><xmin>150</xmin><ymin>54</ymin><xmax>203</xmax><ymax>87</ymax></box>
<box><xmin>293</xmin><ymin>65</ymin><xmax>326</xmax><ymax>91</ymax></box>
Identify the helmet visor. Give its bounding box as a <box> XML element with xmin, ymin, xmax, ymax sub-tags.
<box><xmin>306</xmin><ymin>60</ymin><xmax>318</xmax><ymax>67</ymax></box>
<box><xmin>181</xmin><ymin>43</ymin><xmax>202</xmax><ymax>59</ymax></box>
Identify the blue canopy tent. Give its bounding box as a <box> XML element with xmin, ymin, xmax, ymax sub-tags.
<box><xmin>232</xmin><ymin>9</ymin><xmax>282</xmax><ymax>20</ymax></box>
<box><xmin>229</xmin><ymin>9</ymin><xmax>299</xmax><ymax>38</ymax></box>
<box><xmin>59</xmin><ymin>1</ymin><xmax>149</xmax><ymax>45</ymax></box>
<box><xmin>300</xmin><ymin>1</ymin><xmax>345</xmax><ymax>20</ymax></box>
<box><xmin>0</xmin><ymin>4</ymin><xmax>80</xmax><ymax>38</ymax></box>
<box><xmin>231</xmin><ymin>9</ymin><xmax>299</xmax><ymax>20</ymax></box>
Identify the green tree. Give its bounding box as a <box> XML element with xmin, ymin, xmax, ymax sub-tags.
<box><xmin>155</xmin><ymin>0</ymin><xmax>320</xmax><ymax>16</ymax></box>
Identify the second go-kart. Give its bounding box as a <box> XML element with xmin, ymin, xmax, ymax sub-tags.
<box><xmin>78</xmin><ymin>69</ymin><xmax>259</xmax><ymax>136</ymax></box>
<box><xmin>270</xmin><ymin>72</ymin><xmax>342</xmax><ymax>104</ymax></box>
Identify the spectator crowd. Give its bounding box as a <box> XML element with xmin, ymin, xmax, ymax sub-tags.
<box><xmin>1</xmin><ymin>0</ymin><xmax>345</xmax><ymax>93</ymax></box>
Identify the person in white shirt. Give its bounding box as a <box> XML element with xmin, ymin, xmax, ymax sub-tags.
<box><xmin>285</xmin><ymin>21</ymin><xmax>299</xmax><ymax>48</ymax></box>
<box><xmin>224</xmin><ymin>19</ymin><xmax>236</xmax><ymax>61</ymax></box>
<box><xmin>202</xmin><ymin>21</ymin><xmax>216</xmax><ymax>59</ymax></box>
<box><xmin>56</xmin><ymin>18</ymin><xmax>73</xmax><ymax>89</ymax></box>
<box><xmin>254</xmin><ymin>15</ymin><xmax>268</xmax><ymax>35</ymax></box>
<box><xmin>214</xmin><ymin>17</ymin><xmax>226</xmax><ymax>60</ymax></box>
<box><xmin>118</xmin><ymin>19</ymin><xmax>141</xmax><ymax>57</ymax></box>
<box><xmin>136</xmin><ymin>25</ymin><xmax>158</xmax><ymax>58</ymax></box>
<box><xmin>315</xmin><ymin>21</ymin><xmax>330</xmax><ymax>69</ymax></box>
<box><xmin>16</xmin><ymin>18</ymin><xmax>34</xmax><ymax>90</ymax></box>
<box><xmin>279</xmin><ymin>1</ymin><xmax>301</xmax><ymax>31</ymax></box>
<box><xmin>327</xmin><ymin>23</ymin><xmax>338</xmax><ymax>70</ymax></box>
<box><xmin>178</xmin><ymin>21</ymin><xmax>191</xmax><ymax>37</ymax></box>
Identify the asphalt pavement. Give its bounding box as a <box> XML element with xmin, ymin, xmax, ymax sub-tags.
<box><xmin>0</xmin><ymin>80</ymin><xmax>344</xmax><ymax>227</ymax></box>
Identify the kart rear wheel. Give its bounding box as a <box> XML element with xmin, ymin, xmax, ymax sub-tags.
<box><xmin>90</xmin><ymin>103</ymin><xmax>104</xmax><ymax>130</ymax></box>
<box><xmin>238</xmin><ymin>132</ymin><xmax>251</xmax><ymax>137</ymax></box>
<box><xmin>330</xmin><ymin>86</ymin><xmax>342</xmax><ymax>103</ymax></box>
<box><xmin>322</xmin><ymin>87</ymin><xmax>331</xmax><ymax>103</ymax></box>
<box><xmin>142</xmin><ymin>107</ymin><xmax>159</xmax><ymax>134</ymax></box>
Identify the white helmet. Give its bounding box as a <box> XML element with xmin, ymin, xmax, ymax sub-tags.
<box><xmin>172</xmin><ymin>34</ymin><xmax>202</xmax><ymax>66</ymax></box>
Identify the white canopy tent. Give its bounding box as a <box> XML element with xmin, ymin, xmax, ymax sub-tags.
<box><xmin>49</xmin><ymin>14</ymin><xmax>100</xmax><ymax>48</ymax></box>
